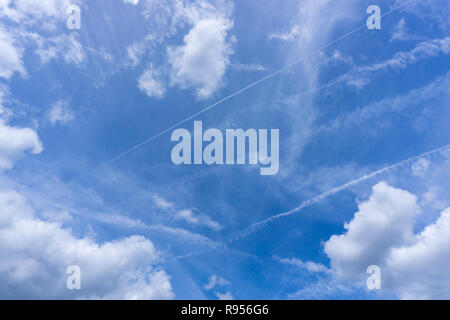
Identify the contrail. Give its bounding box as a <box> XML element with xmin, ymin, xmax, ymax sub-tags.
<box><xmin>65</xmin><ymin>0</ymin><xmax>413</xmax><ymax>186</ymax></box>
<box><xmin>231</xmin><ymin>144</ymin><xmax>450</xmax><ymax>241</ymax></box>
<box><xmin>174</xmin><ymin>144</ymin><xmax>450</xmax><ymax>261</ymax></box>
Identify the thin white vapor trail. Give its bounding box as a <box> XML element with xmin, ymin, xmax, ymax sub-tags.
<box><xmin>65</xmin><ymin>0</ymin><xmax>414</xmax><ymax>185</ymax></box>
<box><xmin>174</xmin><ymin>144</ymin><xmax>450</xmax><ymax>262</ymax></box>
<box><xmin>231</xmin><ymin>144</ymin><xmax>450</xmax><ymax>241</ymax></box>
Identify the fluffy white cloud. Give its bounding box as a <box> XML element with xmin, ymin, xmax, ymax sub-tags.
<box><xmin>48</xmin><ymin>100</ymin><xmax>74</xmax><ymax>125</ymax></box>
<box><xmin>0</xmin><ymin>28</ymin><xmax>25</xmax><ymax>79</ymax></box>
<box><xmin>324</xmin><ymin>181</ymin><xmax>450</xmax><ymax>299</ymax></box>
<box><xmin>385</xmin><ymin>208</ymin><xmax>450</xmax><ymax>299</ymax></box>
<box><xmin>324</xmin><ymin>182</ymin><xmax>420</xmax><ymax>280</ymax></box>
<box><xmin>0</xmin><ymin>119</ymin><xmax>43</xmax><ymax>170</ymax></box>
<box><xmin>138</xmin><ymin>65</ymin><xmax>166</xmax><ymax>98</ymax></box>
<box><xmin>132</xmin><ymin>0</ymin><xmax>234</xmax><ymax>99</ymax></box>
<box><xmin>168</xmin><ymin>18</ymin><xmax>233</xmax><ymax>99</ymax></box>
<box><xmin>0</xmin><ymin>189</ymin><xmax>174</xmax><ymax>299</ymax></box>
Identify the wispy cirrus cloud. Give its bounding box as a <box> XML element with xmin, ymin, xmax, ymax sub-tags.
<box><xmin>333</xmin><ymin>36</ymin><xmax>450</xmax><ymax>90</ymax></box>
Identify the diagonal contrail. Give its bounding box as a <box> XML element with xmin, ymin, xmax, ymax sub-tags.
<box><xmin>65</xmin><ymin>0</ymin><xmax>414</xmax><ymax>186</ymax></box>
<box><xmin>230</xmin><ymin>144</ymin><xmax>450</xmax><ymax>241</ymax></box>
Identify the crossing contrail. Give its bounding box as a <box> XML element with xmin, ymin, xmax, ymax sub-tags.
<box><xmin>231</xmin><ymin>144</ymin><xmax>450</xmax><ymax>241</ymax></box>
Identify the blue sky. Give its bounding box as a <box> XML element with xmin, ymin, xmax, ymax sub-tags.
<box><xmin>0</xmin><ymin>0</ymin><xmax>449</xmax><ymax>299</ymax></box>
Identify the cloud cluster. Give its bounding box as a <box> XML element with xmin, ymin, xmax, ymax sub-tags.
<box><xmin>0</xmin><ymin>189</ymin><xmax>174</xmax><ymax>299</ymax></box>
<box><xmin>137</xmin><ymin>65</ymin><xmax>166</xmax><ymax>98</ymax></box>
<box><xmin>132</xmin><ymin>0</ymin><xmax>235</xmax><ymax>100</ymax></box>
<box><xmin>325</xmin><ymin>182</ymin><xmax>450</xmax><ymax>299</ymax></box>
<box><xmin>0</xmin><ymin>0</ymin><xmax>72</xmax><ymax>25</ymax></box>
<box><xmin>0</xmin><ymin>0</ymin><xmax>85</xmax><ymax>80</ymax></box>
<box><xmin>0</xmin><ymin>119</ymin><xmax>43</xmax><ymax>170</ymax></box>
<box><xmin>48</xmin><ymin>100</ymin><xmax>74</xmax><ymax>125</ymax></box>
<box><xmin>168</xmin><ymin>18</ymin><xmax>233</xmax><ymax>99</ymax></box>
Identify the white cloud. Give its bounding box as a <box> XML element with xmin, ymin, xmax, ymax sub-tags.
<box><xmin>421</xmin><ymin>187</ymin><xmax>448</xmax><ymax>211</ymax></box>
<box><xmin>0</xmin><ymin>85</ymin><xmax>9</xmax><ymax>115</ymax></box>
<box><xmin>391</xmin><ymin>18</ymin><xmax>409</xmax><ymax>42</ymax></box>
<box><xmin>167</xmin><ymin>18</ymin><xmax>234</xmax><ymax>99</ymax></box>
<box><xmin>41</xmin><ymin>209</ymin><xmax>73</xmax><ymax>224</ymax></box>
<box><xmin>365</xmin><ymin>37</ymin><xmax>450</xmax><ymax>71</ymax></box>
<box><xmin>48</xmin><ymin>100</ymin><xmax>74</xmax><ymax>125</ymax></box>
<box><xmin>176</xmin><ymin>209</ymin><xmax>222</xmax><ymax>231</ymax></box>
<box><xmin>204</xmin><ymin>274</ymin><xmax>230</xmax><ymax>290</ymax></box>
<box><xmin>336</xmin><ymin>36</ymin><xmax>450</xmax><ymax>90</ymax></box>
<box><xmin>93</xmin><ymin>211</ymin><xmax>221</xmax><ymax>252</ymax></box>
<box><xmin>96</xmin><ymin>213</ymin><xmax>148</xmax><ymax>229</ymax></box>
<box><xmin>138</xmin><ymin>65</ymin><xmax>166</xmax><ymax>98</ymax></box>
<box><xmin>268</xmin><ymin>25</ymin><xmax>302</xmax><ymax>41</ymax></box>
<box><xmin>231</xmin><ymin>62</ymin><xmax>267</xmax><ymax>72</ymax></box>
<box><xmin>385</xmin><ymin>208</ymin><xmax>450</xmax><ymax>299</ymax></box>
<box><xmin>35</xmin><ymin>34</ymin><xmax>86</xmax><ymax>65</ymax></box>
<box><xmin>394</xmin><ymin>0</ymin><xmax>449</xmax><ymax>31</ymax></box>
<box><xmin>150</xmin><ymin>194</ymin><xmax>222</xmax><ymax>231</ymax></box>
<box><xmin>324</xmin><ymin>182</ymin><xmax>420</xmax><ymax>280</ymax></box>
<box><xmin>153</xmin><ymin>194</ymin><xmax>174</xmax><ymax>210</ymax></box>
<box><xmin>287</xmin><ymin>277</ymin><xmax>355</xmax><ymax>300</ymax></box>
<box><xmin>0</xmin><ymin>0</ymin><xmax>74</xmax><ymax>26</ymax></box>
<box><xmin>122</xmin><ymin>0</ymin><xmax>139</xmax><ymax>5</ymax></box>
<box><xmin>411</xmin><ymin>158</ymin><xmax>430</xmax><ymax>177</ymax></box>
<box><xmin>274</xmin><ymin>256</ymin><xmax>331</xmax><ymax>274</ymax></box>
<box><xmin>215</xmin><ymin>291</ymin><xmax>234</xmax><ymax>300</ymax></box>
<box><xmin>0</xmin><ymin>0</ymin><xmax>85</xmax><ymax>77</ymax></box>
<box><xmin>0</xmin><ymin>119</ymin><xmax>43</xmax><ymax>170</ymax></box>
<box><xmin>126</xmin><ymin>40</ymin><xmax>148</xmax><ymax>67</ymax></box>
<box><xmin>324</xmin><ymin>181</ymin><xmax>450</xmax><ymax>299</ymax></box>
<box><xmin>321</xmin><ymin>71</ymin><xmax>450</xmax><ymax>132</ymax></box>
<box><xmin>0</xmin><ymin>189</ymin><xmax>174</xmax><ymax>299</ymax></box>
<box><xmin>0</xmin><ymin>28</ymin><xmax>25</xmax><ymax>79</ymax></box>
<box><xmin>130</xmin><ymin>0</ymin><xmax>234</xmax><ymax>99</ymax></box>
